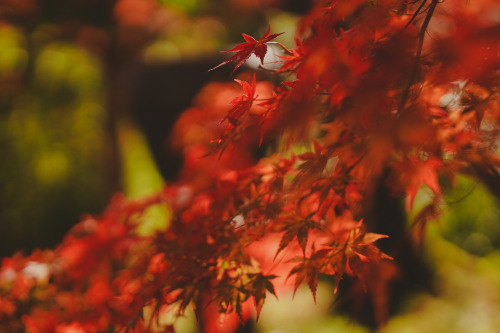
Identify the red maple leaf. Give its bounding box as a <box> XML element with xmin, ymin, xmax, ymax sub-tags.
<box><xmin>210</xmin><ymin>23</ymin><xmax>284</xmax><ymax>75</ymax></box>
<box><xmin>276</xmin><ymin>38</ymin><xmax>305</xmax><ymax>73</ymax></box>
<box><xmin>403</xmin><ymin>157</ymin><xmax>442</xmax><ymax>211</ymax></box>
<box><xmin>223</xmin><ymin>75</ymin><xmax>257</xmax><ymax>124</ymax></box>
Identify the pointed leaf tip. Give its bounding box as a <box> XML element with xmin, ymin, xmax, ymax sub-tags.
<box><xmin>361</xmin><ymin>232</ymin><xmax>388</xmax><ymax>245</ymax></box>
<box><xmin>208</xmin><ymin>23</ymin><xmax>284</xmax><ymax>74</ymax></box>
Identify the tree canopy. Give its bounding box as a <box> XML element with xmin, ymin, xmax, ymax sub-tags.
<box><xmin>1</xmin><ymin>0</ymin><xmax>500</xmax><ymax>332</ymax></box>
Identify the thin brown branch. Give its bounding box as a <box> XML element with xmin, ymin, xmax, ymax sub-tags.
<box><xmin>401</xmin><ymin>0</ymin><xmax>428</xmax><ymax>32</ymax></box>
<box><xmin>397</xmin><ymin>0</ymin><xmax>439</xmax><ymax>116</ymax></box>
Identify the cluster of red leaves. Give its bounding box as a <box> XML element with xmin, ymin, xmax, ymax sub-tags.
<box><xmin>2</xmin><ymin>0</ymin><xmax>500</xmax><ymax>332</ymax></box>
<box><xmin>210</xmin><ymin>23</ymin><xmax>286</xmax><ymax>75</ymax></box>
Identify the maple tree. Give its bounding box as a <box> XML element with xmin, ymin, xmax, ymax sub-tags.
<box><xmin>2</xmin><ymin>0</ymin><xmax>500</xmax><ymax>332</ymax></box>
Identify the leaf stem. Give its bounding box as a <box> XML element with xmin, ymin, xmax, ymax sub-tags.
<box><xmin>401</xmin><ymin>0</ymin><xmax>428</xmax><ymax>32</ymax></box>
<box><xmin>397</xmin><ymin>0</ymin><xmax>439</xmax><ymax>116</ymax></box>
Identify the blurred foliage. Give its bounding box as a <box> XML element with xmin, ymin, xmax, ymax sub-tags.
<box><xmin>249</xmin><ymin>196</ymin><xmax>500</xmax><ymax>333</ymax></box>
<box><xmin>0</xmin><ymin>28</ymin><xmax>112</xmax><ymax>255</ymax></box>
<box><xmin>1</xmin><ymin>0</ymin><xmax>500</xmax><ymax>332</ymax></box>
<box><xmin>256</xmin><ymin>283</ymin><xmax>369</xmax><ymax>333</ymax></box>
<box><xmin>0</xmin><ymin>0</ymin><xmax>302</xmax><ymax>256</ymax></box>
<box><xmin>381</xmin><ymin>227</ymin><xmax>500</xmax><ymax>333</ymax></box>
<box><xmin>441</xmin><ymin>176</ymin><xmax>500</xmax><ymax>256</ymax></box>
<box><xmin>118</xmin><ymin>121</ymin><xmax>169</xmax><ymax>236</ymax></box>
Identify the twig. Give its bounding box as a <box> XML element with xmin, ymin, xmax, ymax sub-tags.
<box><xmin>344</xmin><ymin>152</ymin><xmax>366</xmax><ymax>175</ymax></box>
<box><xmin>397</xmin><ymin>0</ymin><xmax>439</xmax><ymax>116</ymax></box>
<box><xmin>401</xmin><ymin>0</ymin><xmax>428</xmax><ymax>32</ymax></box>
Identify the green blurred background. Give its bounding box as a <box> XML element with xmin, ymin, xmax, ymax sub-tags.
<box><xmin>1</xmin><ymin>0</ymin><xmax>500</xmax><ymax>332</ymax></box>
<box><xmin>0</xmin><ymin>0</ymin><xmax>304</xmax><ymax>255</ymax></box>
